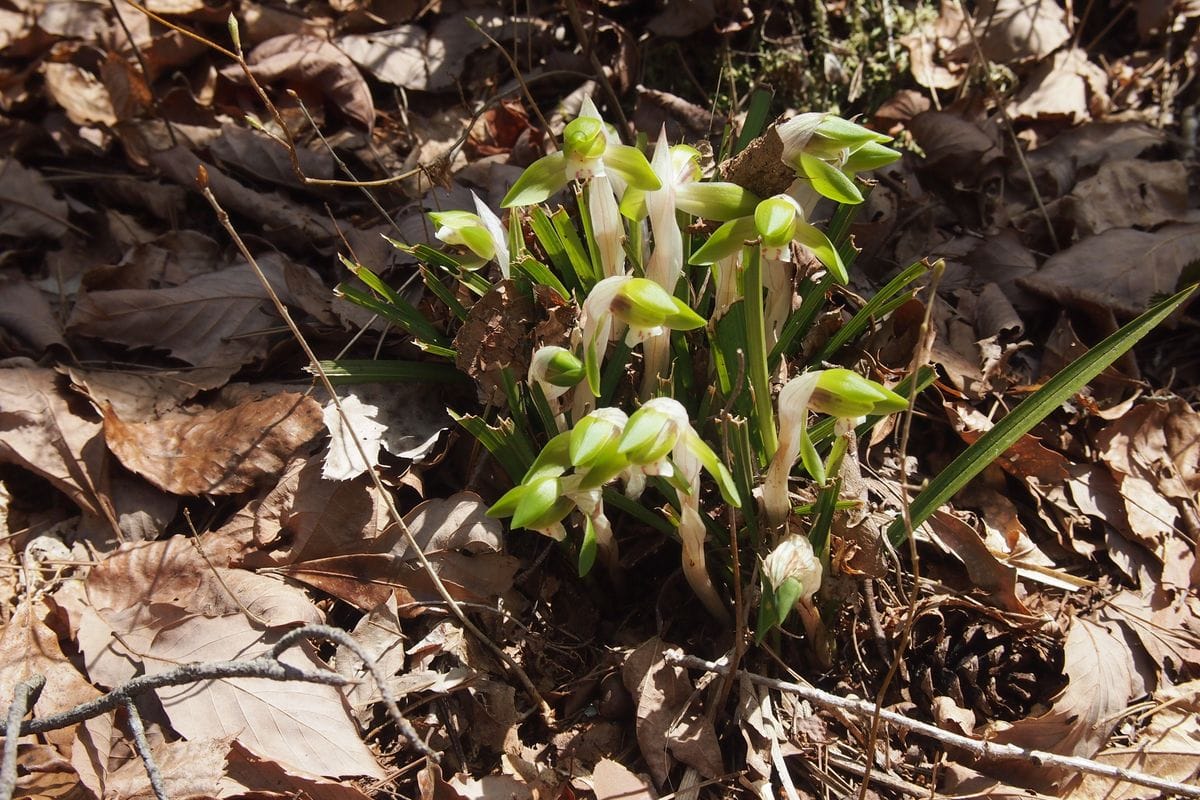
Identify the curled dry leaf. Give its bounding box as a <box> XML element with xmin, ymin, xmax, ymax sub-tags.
<box><xmin>42</xmin><ymin>61</ymin><xmax>117</xmax><ymax>127</ymax></box>
<box><xmin>103</xmin><ymin>391</ymin><xmax>324</xmax><ymax>496</ymax></box>
<box><xmin>1009</xmin><ymin>49</ymin><xmax>1110</xmax><ymax>124</ymax></box>
<box><xmin>975</xmin><ymin>0</ymin><xmax>1071</xmax><ymax>62</ymax></box>
<box><xmin>228</xmin><ymin>34</ymin><xmax>374</xmax><ymax>130</ymax></box>
<box><xmin>322</xmin><ymin>393</ymin><xmax>387</xmax><ymax>481</ymax></box>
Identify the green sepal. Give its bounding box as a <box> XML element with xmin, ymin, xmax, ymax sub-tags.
<box><xmin>616</xmin><ymin>278</ymin><xmax>681</xmax><ymax>328</ymax></box>
<box><xmin>578</xmin><ymin>517</ymin><xmax>598</xmax><ymax>577</ymax></box>
<box><xmin>512</xmin><ymin>476</ymin><xmax>574</xmax><ymax>530</ymax></box>
<box><xmin>603</xmin><ymin>144</ymin><xmax>661</xmax><ymax>191</ymax></box>
<box><xmin>688</xmin><ymin>217</ymin><xmax>758</xmax><ymax>265</ymax></box>
<box><xmin>675</xmin><ymin>182</ymin><xmax>761</xmax><ymax>221</ymax></box>
<box><xmin>429</xmin><ymin>211</ymin><xmax>495</xmax><ymax>261</ymax></box>
<box><xmin>570</xmin><ymin>415</ymin><xmax>621</xmax><ymax>467</ymax></box>
<box><xmin>684</xmin><ymin>431</ymin><xmax>741</xmax><ymax>507</ymax></box>
<box><xmin>815</xmin><ymin>115</ymin><xmax>892</xmax><ymax>147</ymax></box>
<box><xmin>487</xmin><ymin>483</ymin><xmax>527</xmax><ymax>518</ymax></box>
<box><xmin>584</xmin><ymin>329</ymin><xmax>603</xmax><ymax>397</ymax></box>
<box><xmin>666</xmin><ymin>297</ymin><xmax>705</xmax><ymax>330</ymax></box>
<box><xmin>793</xmin><ymin>222</ymin><xmax>847</xmax><ymax>284</ymax></box>
<box><xmin>618</xmin><ymin>186</ymin><xmax>649</xmax><ymax>220</ymax></box>
<box><xmin>501</xmin><ymin>152</ymin><xmax>568</xmax><ymax>207</ymax></box>
<box><xmin>799</xmin><ymin>152</ymin><xmax>864</xmax><ymax>205</ymax></box>
<box><xmin>774</xmin><ymin>576</ymin><xmax>803</xmax><ymax>628</ymax></box>
<box><xmin>576</xmin><ymin>448</ymin><xmax>629</xmax><ymax>489</ymax></box>
<box><xmin>524</xmin><ymin>431</ymin><xmax>572</xmax><ymax>482</ymax></box>
<box><xmin>799</xmin><ymin>427</ymin><xmax>826</xmax><ymax>485</ymax></box>
<box><xmin>755</xmin><ymin>196</ymin><xmax>800</xmax><ymax>249</ymax></box>
<box><xmin>842</xmin><ymin>140</ymin><xmax>901</xmax><ymax>173</ymax></box>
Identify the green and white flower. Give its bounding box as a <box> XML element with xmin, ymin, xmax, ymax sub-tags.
<box><xmin>429</xmin><ymin>192</ymin><xmax>510</xmax><ymax>278</ymax></box>
<box><xmin>776</xmin><ymin>113</ymin><xmax>901</xmax><ymax>206</ymax></box>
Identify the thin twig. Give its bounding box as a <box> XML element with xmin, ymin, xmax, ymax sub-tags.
<box><xmin>669</xmin><ymin>653</ymin><xmax>1200</xmax><ymax>800</ymax></box>
<box><xmin>122</xmin><ymin>697</ymin><xmax>169</xmax><ymax>800</ymax></box>
<box><xmin>106</xmin><ymin>0</ymin><xmax>177</xmax><ymax>147</ymax></box>
<box><xmin>197</xmin><ymin>175</ymin><xmax>555</xmax><ymax>725</ymax></box>
<box><xmin>1</xmin><ymin>675</ymin><xmax>45</xmax><ymax>799</ymax></box>
<box><xmin>467</xmin><ymin>18</ymin><xmax>555</xmax><ymax>143</ymax></box>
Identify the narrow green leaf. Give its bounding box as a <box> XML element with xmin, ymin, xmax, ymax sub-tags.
<box><xmin>886</xmin><ymin>284</ymin><xmax>1197</xmax><ymax>545</ymax></box>
<box><xmin>450</xmin><ymin>411</ymin><xmax>532</xmax><ymax>482</ymax></box>
<box><xmin>818</xmin><ymin>260</ymin><xmax>928</xmax><ymax>361</ymax></box>
<box><xmin>551</xmin><ymin>207</ymin><xmax>597</xmax><ymax>289</ymax></box>
<box><xmin>578</xmin><ymin>517</ymin><xmax>598</xmax><ymax>577</ymax></box>
<box><xmin>735</xmin><ymin>88</ymin><xmax>774</xmax><ymax>155</ymax></box>
<box><xmin>514</xmin><ymin>256</ymin><xmax>571</xmax><ymax>300</ymax></box>
<box><xmin>314</xmin><ymin>359</ymin><xmax>467</xmax><ymax>384</ymax></box>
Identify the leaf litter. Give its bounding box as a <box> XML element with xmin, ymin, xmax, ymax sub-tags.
<box><xmin>1</xmin><ymin>0</ymin><xmax>1200</xmax><ymax>798</ymax></box>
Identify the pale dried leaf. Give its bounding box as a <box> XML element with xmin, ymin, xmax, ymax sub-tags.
<box><xmin>975</xmin><ymin>0</ymin><xmax>1070</xmax><ymax>62</ymax></box>
<box><xmin>221</xmin><ymin>740</ymin><xmax>375</xmax><ymax>800</ymax></box>
<box><xmin>0</xmin><ymin>159</ymin><xmax>70</xmax><ymax>239</ymax></box>
<box><xmin>322</xmin><ymin>393</ymin><xmax>386</xmax><ymax>480</ymax></box>
<box><xmin>1018</xmin><ymin>224</ymin><xmax>1200</xmax><ymax>317</ymax></box>
<box><xmin>209</xmin><ymin>123</ymin><xmax>334</xmax><ymax>187</ymax></box>
<box><xmin>593</xmin><ymin>758</ymin><xmax>657</xmax><ymax>800</ymax></box>
<box><xmin>104</xmin><ymin>391</ymin><xmax>323</xmax><ymax>495</ymax></box>
<box><xmin>66</xmin><ymin>366</ymin><xmax>230</xmax><ymax>422</ymax></box>
<box><xmin>1009</xmin><ymin>48</ymin><xmax>1110</xmax><ymax>123</ymax></box>
<box><xmin>67</xmin><ymin>259</ymin><xmax>324</xmax><ymax>371</ymax></box>
<box><xmin>42</xmin><ymin>62</ymin><xmax>117</xmax><ymax>127</ymax></box>
<box><xmin>1067</xmin><ymin>680</ymin><xmax>1200</xmax><ymax>800</ymax></box>
<box><xmin>336</xmin><ymin>26</ymin><xmax>427</xmax><ymax>89</ymax></box>
<box><xmin>336</xmin><ymin>596</ymin><xmax>406</xmax><ymax>721</ymax></box>
<box><xmin>900</xmin><ymin>0</ymin><xmax>970</xmax><ymax>89</ymax></box>
<box><xmin>101</xmin><ymin>738</ymin><xmax>228</xmax><ymax>800</ymax></box>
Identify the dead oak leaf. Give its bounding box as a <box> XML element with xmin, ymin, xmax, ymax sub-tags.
<box><xmin>103</xmin><ymin>391</ymin><xmax>323</xmax><ymax>496</ymax></box>
<box><xmin>1018</xmin><ymin>223</ymin><xmax>1200</xmax><ymax>318</ymax></box>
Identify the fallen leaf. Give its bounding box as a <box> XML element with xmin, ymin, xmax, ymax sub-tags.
<box><xmin>78</xmin><ymin>537</ymin><xmax>384</xmax><ymax>779</ymax></box>
<box><xmin>1009</xmin><ymin>48</ymin><xmax>1110</xmax><ymax>123</ymax></box>
<box><xmin>68</xmin><ymin>258</ymin><xmax>327</xmax><ymax>372</ymax></box>
<box><xmin>0</xmin><ymin>280</ymin><xmax>65</xmax><ymax>353</ymax></box>
<box><xmin>66</xmin><ymin>366</ymin><xmax>230</xmax><ymax>422</ymax></box>
<box><xmin>222</xmin><ymin>740</ymin><xmax>375</xmax><ymax>800</ymax></box>
<box><xmin>1021</xmin><ymin>122</ymin><xmax>1165</xmax><ymax>197</ymax></box>
<box><xmin>592</xmin><ymin>758</ymin><xmax>657</xmax><ymax>800</ymax></box>
<box><xmin>1018</xmin><ymin>224</ymin><xmax>1200</xmax><ymax>317</ymax></box>
<box><xmin>336</xmin><ymin>595</ymin><xmax>407</xmax><ymax>722</ymax></box>
<box><xmin>229</xmin><ymin>34</ymin><xmax>374</xmax><ymax>129</ymax></box>
<box><xmin>1066</xmin><ymin>160</ymin><xmax>1189</xmax><ymax>235</ymax></box>
<box><xmin>0</xmin><ymin>597</ymin><xmax>100</xmax><ymax>754</ymax></box>
<box><xmin>900</xmin><ymin>0</ymin><xmax>970</xmax><ymax>89</ymax></box>
<box><xmin>0</xmin><ymin>158</ymin><xmax>71</xmax><ymax>239</ymax></box>
<box><xmin>322</xmin><ymin>393</ymin><xmax>386</xmax><ymax>480</ymax></box>
<box><xmin>209</xmin><ymin>122</ymin><xmax>334</xmax><ymax>188</ymax></box>
<box><xmin>621</xmin><ymin>638</ymin><xmax>723</xmax><ymax>787</ymax></box>
<box><xmin>100</xmin><ymin>738</ymin><xmax>229</xmax><ymax>800</ymax></box>
<box><xmin>1066</xmin><ymin>680</ymin><xmax>1200</xmax><ymax>800</ymax></box>
<box><xmin>924</xmin><ymin>511</ymin><xmax>1029</xmax><ymax>614</ymax></box>
<box><xmin>42</xmin><ymin>61</ymin><xmax>116</xmax><ymax>127</ymax></box>
<box><xmin>945</xmin><ymin>402</ymin><xmax>1071</xmax><ymax>483</ymax></box>
<box><xmin>103</xmin><ymin>391</ymin><xmax>323</xmax><ymax>495</ymax></box>
<box><xmin>975</xmin><ymin>0</ymin><xmax>1070</xmax><ymax>62</ymax></box>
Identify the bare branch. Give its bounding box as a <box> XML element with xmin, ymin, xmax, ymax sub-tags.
<box><xmin>1</xmin><ymin>675</ymin><xmax>45</xmax><ymax>799</ymax></box>
<box><xmin>122</xmin><ymin>697</ymin><xmax>169</xmax><ymax>800</ymax></box>
<box><xmin>669</xmin><ymin>651</ymin><xmax>1200</xmax><ymax>800</ymax></box>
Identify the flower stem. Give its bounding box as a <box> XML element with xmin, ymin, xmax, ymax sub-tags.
<box><xmin>743</xmin><ymin>244</ymin><xmax>778</xmax><ymax>459</ymax></box>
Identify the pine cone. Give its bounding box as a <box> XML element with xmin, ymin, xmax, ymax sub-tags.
<box><xmin>903</xmin><ymin>605</ymin><xmax>1065</xmax><ymax>721</ymax></box>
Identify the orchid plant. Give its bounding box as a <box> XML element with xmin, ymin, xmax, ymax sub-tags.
<box><xmin>338</xmin><ymin>101</ymin><xmax>921</xmax><ymax>643</ymax></box>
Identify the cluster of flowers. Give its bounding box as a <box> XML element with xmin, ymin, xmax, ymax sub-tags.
<box><xmin>429</xmin><ymin>98</ymin><xmax>905</xmax><ymax>628</ymax></box>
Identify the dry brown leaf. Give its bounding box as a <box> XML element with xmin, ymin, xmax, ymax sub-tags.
<box><xmin>908</xmin><ymin>111</ymin><xmax>1003</xmax><ymax>179</ymax></box>
<box><xmin>11</xmin><ymin>743</ymin><xmax>79</xmax><ymax>800</ymax></box>
<box><xmin>68</xmin><ymin>258</ymin><xmax>324</xmax><ymax>372</ymax></box>
<box><xmin>230</xmin><ymin>34</ymin><xmax>374</xmax><ymax>129</ymax></box>
<box><xmin>270</xmin><ymin>492</ymin><xmax>519</xmax><ymax>611</ymax></box>
<box><xmin>222</xmin><ymin>740</ymin><xmax>375</xmax><ymax>800</ymax></box>
<box><xmin>220</xmin><ymin>455</ymin><xmax>391</xmax><ymax>564</ymax></box>
<box><xmin>621</xmin><ymin>637</ymin><xmax>723</xmax><ymax>787</ymax></box>
<box><xmin>924</xmin><ymin>511</ymin><xmax>1028</xmax><ymax>613</ymax></box>
<box><xmin>0</xmin><ymin>598</ymin><xmax>100</xmax><ymax>755</ymax></box>
<box><xmin>42</xmin><ymin>61</ymin><xmax>117</xmax><ymax>127</ymax></box>
<box><xmin>1100</xmin><ymin>589</ymin><xmax>1200</xmax><ymax>676</ymax></box>
<box><xmin>1018</xmin><ymin>223</ymin><xmax>1200</xmax><ymax>317</ymax></box>
<box><xmin>0</xmin><ymin>158</ymin><xmax>71</xmax><ymax>239</ymax></box>
<box><xmin>321</xmin><ymin>393</ymin><xmax>386</xmax><ymax>480</ymax></box>
<box><xmin>1009</xmin><ymin>48</ymin><xmax>1110</xmax><ymax>123</ymax></box>
<box><xmin>900</xmin><ymin>0</ymin><xmax>970</xmax><ymax>89</ymax></box>
<box><xmin>1021</xmin><ymin>122</ymin><xmax>1164</xmax><ymax>197</ymax></box>
<box><xmin>103</xmin><ymin>391</ymin><xmax>323</xmax><ymax>496</ymax></box>
<box><xmin>0</xmin><ymin>364</ymin><xmax>123</xmax><ymax>538</ymax></box>
<box><xmin>1067</xmin><ymin>680</ymin><xmax>1200</xmax><ymax>800</ymax></box>
<box><xmin>0</xmin><ymin>280</ymin><xmax>64</xmax><ymax>353</ymax></box>
<box><xmin>986</xmin><ymin>618</ymin><xmax>1139</xmax><ymax>790</ymax></box>
<box><xmin>592</xmin><ymin>758</ymin><xmax>657</xmax><ymax>800</ymax></box>
<box><xmin>100</xmin><ymin>738</ymin><xmax>229</xmax><ymax>800</ymax></box>
<box><xmin>975</xmin><ymin>0</ymin><xmax>1071</xmax><ymax>62</ymax></box>
<box><xmin>66</xmin><ymin>366</ymin><xmax>229</xmax><ymax>422</ymax></box>
<box><xmin>336</xmin><ymin>595</ymin><xmax>406</xmax><ymax>722</ymax></box>
<box><xmin>946</xmin><ymin>402</ymin><xmax>1070</xmax><ymax>483</ymax></box>
<box><xmin>1066</xmin><ymin>160</ymin><xmax>1189</xmax><ymax>234</ymax></box>
<box><xmin>209</xmin><ymin>123</ymin><xmax>334</xmax><ymax>188</ymax></box>
<box><xmin>78</xmin><ymin>536</ymin><xmax>384</xmax><ymax>779</ymax></box>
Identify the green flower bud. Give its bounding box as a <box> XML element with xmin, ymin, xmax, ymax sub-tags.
<box><xmin>429</xmin><ymin>210</ymin><xmax>495</xmax><ymax>263</ymax></box>
<box><xmin>570</xmin><ymin>408</ymin><xmax>627</xmax><ymax>467</ymax></box>
<box><xmin>763</xmin><ymin>534</ymin><xmax>822</xmax><ymax>602</ymax></box>
<box><xmin>755</xmin><ymin>195</ymin><xmax>802</xmax><ymax>251</ymax></box>
<box><xmin>810</xmin><ymin>368</ymin><xmax>907</xmax><ymax>418</ymax></box>
<box><xmin>618</xmin><ymin>399</ymin><xmax>686</xmax><ymax>466</ymax></box>
<box><xmin>612</xmin><ymin>278</ymin><xmax>705</xmax><ymax>333</ymax></box>
<box><xmin>530</xmin><ymin>346</ymin><xmax>584</xmax><ymax>389</ymax></box>
<box><xmin>842</xmin><ymin>140</ymin><xmax>902</xmax><ymax>174</ymax></box>
<box><xmin>511</xmin><ymin>476</ymin><xmax>575</xmax><ymax>532</ymax></box>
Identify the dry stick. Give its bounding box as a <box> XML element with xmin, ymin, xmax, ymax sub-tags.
<box><xmin>857</xmin><ymin>259</ymin><xmax>943</xmax><ymax>800</ymax></box>
<box><xmin>669</xmin><ymin>653</ymin><xmax>1200</xmax><ymax>800</ymax></box>
<box><xmin>197</xmin><ymin>176</ymin><xmax>555</xmax><ymax>726</ymax></box>
<box><xmin>563</xmin><ymin>0</ymin><xmax>632</xmax><ymax>143</ymax></box>
<box><xmin>1</xmin><ymin>675</ymin><xmax>45</xmax><ymax>800</ymax></box>
<box><xmin>122</xmin><ymin>697</ymin><xmax>168</xmax><ymax>800</ymax></box>
<box><xmin>15</xmin><ymin>626</ymin><xmax>431</xmax><ymax>758</ymax></box>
